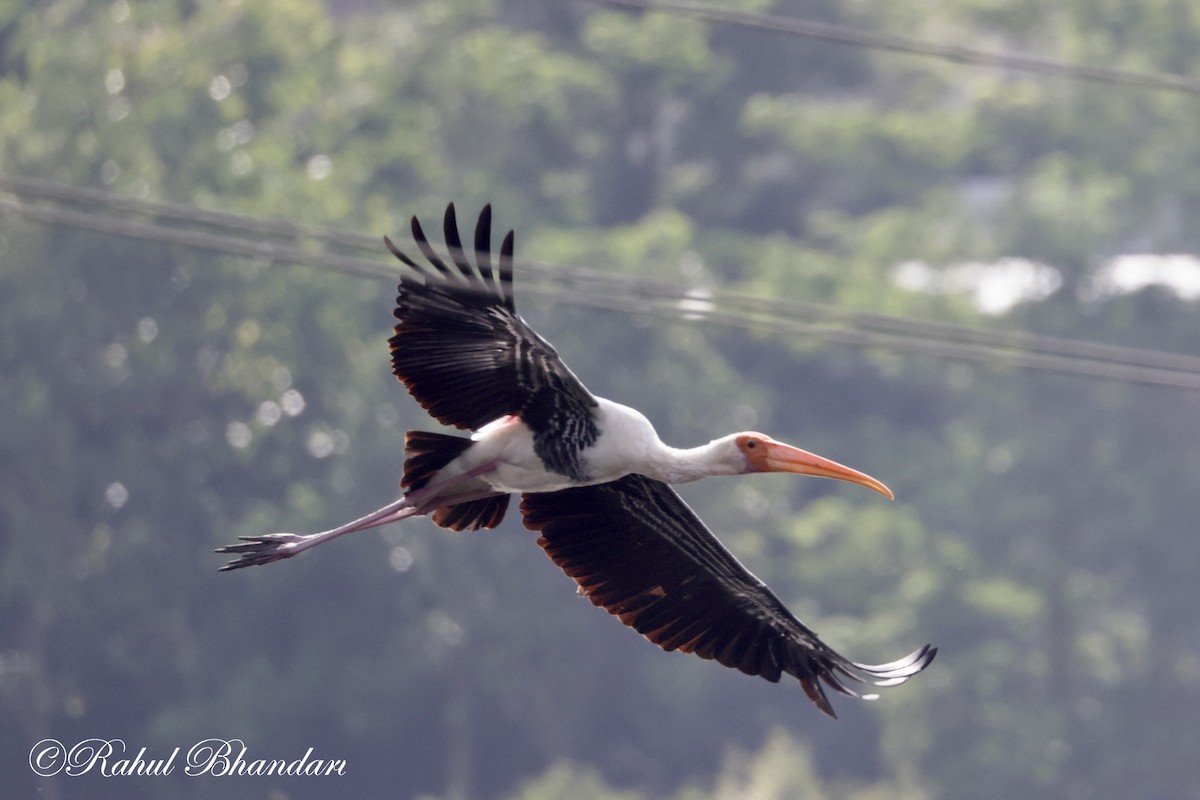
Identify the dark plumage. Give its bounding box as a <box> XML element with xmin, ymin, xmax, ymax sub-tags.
<box><xmin>218</xmin><ymin>203</ymin><xmax>935</xmax><ymax>717</ymax></box>
<box><xmin>386</xmin><ymin>205</ymin><xmax>599</xmax><ymax>480</ymax></box>
<box><xmin>522</xmin><ymin>474</ymin><xmax>934</xmax><ymax>718</ymax></box>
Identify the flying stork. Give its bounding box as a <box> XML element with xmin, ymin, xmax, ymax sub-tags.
<box><xmin>217</xmin><ymin>204</ymin><xmax>935</xmax><ymax>717</ymax></box>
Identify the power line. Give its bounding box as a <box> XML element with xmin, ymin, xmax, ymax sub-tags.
<box><xmin>0</xmin><ymin>192</ymin><xmax>389</xmax><ymax>280</ymax></box>
<box><xmin>3</xmin><ymin>175</ymin><xmax>1200</xmax><ymax>390</ymax></box>
<box><xmin>0</xmin><ymin>174</ymin><xmax>378</xmax><ymax>254</ymax></box>
<box><xmin>589</xmin><ymin>0</ymin><xmax>1200</xmax><ymax>97</ymax></box>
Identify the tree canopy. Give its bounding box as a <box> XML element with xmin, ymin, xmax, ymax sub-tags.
<box><xmin>2</xmin><ymin>1</ymin><xmax>1199</xmax><ymax>798</ymax></box>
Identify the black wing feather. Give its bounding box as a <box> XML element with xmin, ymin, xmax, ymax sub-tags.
<box><xmin>387</xmin><ymin>205</ymin><xmax>599</xmax><ymax>475</ymax></box>
<box><xmin>473</xmin><ymin>205</ymin><xmax>496</xmax><ymax>288</ymax></box>
<box><xmin>520</xmin><ymin>474</ymin><xmax>936</xmax><ymax>719</ymax></box>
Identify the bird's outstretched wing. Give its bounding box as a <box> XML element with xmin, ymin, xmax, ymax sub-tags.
<box><xmin>387</xmin><ymin>204</ymin><xmax>599</xmax><ymax>478</ymax></box>
<box><xmin>519</xmin><ymin>474</ymin><xmax>936</xmax><ymax>718</ymax></box>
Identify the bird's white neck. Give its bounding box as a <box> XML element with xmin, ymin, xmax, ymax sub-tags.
<box><xmin>641</xmin><ymin>437</ymin><xmax>744</xmax><ymax>485</ymax></box>
<box><xmin>588</xmin><ymin>398</ymin><xmax>747</xmax><ymax>485</ymax></box>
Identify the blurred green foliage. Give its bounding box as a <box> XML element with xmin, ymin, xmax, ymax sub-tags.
<box><xmin>2</xmin><ymin>0</ymin><xmax>1199</xmax><ymax>798</ymax></box>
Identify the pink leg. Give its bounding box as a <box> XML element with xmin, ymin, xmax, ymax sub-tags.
<box><xmin>217</xmin><ymin>460</ymin><xmax>501</xmax><ymax>570</ymax></box>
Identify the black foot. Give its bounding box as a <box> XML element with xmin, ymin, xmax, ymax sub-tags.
<box><xmin>216</xmin><ymin>533</ymin><xmax>308</xmax><ymax>571</ymax></box>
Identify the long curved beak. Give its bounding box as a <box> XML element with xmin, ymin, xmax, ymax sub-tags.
<box><xmin>759</xmin><ymin>441</ymin><xmax>894</xmax><ymax>500</ymax></box>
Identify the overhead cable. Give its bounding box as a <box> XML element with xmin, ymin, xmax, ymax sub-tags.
<box><xmin>3</xmin><ymin>175</ymin><xmax>1200</xmax><ymax>390</ymax></box>
<box><xmin>589</xmin><ymin>0</ymin><xmax>1200</xmax><ymax>97</ymax></box>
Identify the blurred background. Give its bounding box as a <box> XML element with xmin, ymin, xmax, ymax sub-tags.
<box><xmin>2</xmin><ymin>1</ymin><xmax>1199</xmax><ymax>798</ymax></box>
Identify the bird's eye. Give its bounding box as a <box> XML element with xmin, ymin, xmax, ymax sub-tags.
<box><xmin>745</xmin><ymin>440</ymin><xmax>757</xmax><ymax>449</ymax></box>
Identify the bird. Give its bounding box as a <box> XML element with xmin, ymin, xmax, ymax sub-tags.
<box><xmin>217</xmin><ymin>203</ymin><xmax>935</xmax><ymax>717</ymax></box>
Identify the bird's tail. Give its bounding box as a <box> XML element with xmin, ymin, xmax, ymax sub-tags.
<box><xmin>402</xmin><ymin>430</ymin><xmax>474</xmax><ymax>491</ymax></box>
<box><xmin>402</xmin><ymin>430</ymin><xmax>511</xmax><ymax>531</ymax></box>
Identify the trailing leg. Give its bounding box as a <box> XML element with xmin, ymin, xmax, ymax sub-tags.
<box><xmin>216</xmin><ymin>496</ymin><xmax>421</xmax><ymax>570</ymax></box>
<box><xmin>216</xmin><ymin>429</ymin><xmax>510</xmax><ymax>570</ymax></box>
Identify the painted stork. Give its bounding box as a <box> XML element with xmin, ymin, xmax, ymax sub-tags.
<box><xmin>217</xmin><ymin>204</ymin><xmax>935</xmax><ymax>717</ymax></box>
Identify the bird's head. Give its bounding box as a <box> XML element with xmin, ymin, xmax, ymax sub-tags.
<box><xmin>732</xmin><ymin>432</ymin><xmax>894</xmax><ymax>500</ymax></box>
